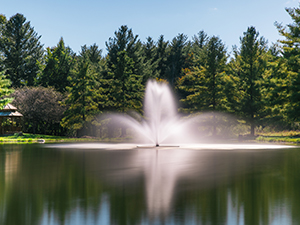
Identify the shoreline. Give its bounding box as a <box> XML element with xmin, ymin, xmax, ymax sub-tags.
<box><xmin>1</xmin><ymin>132</ymin><xmax>300</xmax><ymax>144</ymax></box>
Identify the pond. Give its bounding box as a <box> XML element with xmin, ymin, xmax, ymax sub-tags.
<box><xmin>0</xmin><ymin>143</ymin><xmax>299</xmax><ymax>225</ymax></box>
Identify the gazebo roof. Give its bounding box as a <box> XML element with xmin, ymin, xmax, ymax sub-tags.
<box><xmin>2</xmin><ymin>103</ymin><xmax>17</xmax><ymax>111</ymax></box>
<box><xmin>0</xmin><ymin>104</ymin><xmax>23</xmax><ymax>117</ymax></box>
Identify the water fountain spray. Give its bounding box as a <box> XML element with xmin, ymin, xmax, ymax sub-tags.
<box><xmin>105</xmin><ymin>80</ymin><xmax>203</xmax><ymax>147</ymax></box>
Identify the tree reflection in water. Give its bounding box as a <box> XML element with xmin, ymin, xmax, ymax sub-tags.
<box><xmin>0</xmin><ymin>144</ymin><xmax>298</xmax><ymax>225</ymax></box>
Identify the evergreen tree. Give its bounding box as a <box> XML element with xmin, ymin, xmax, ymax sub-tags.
<box><xmin>178</xmin><ymin>36</ymin><xmax>227</xmax><ymax>111</ymax></box>
<box><xmin>154</xmin><ymin>35</ymin><xmax>169</xmax><ymax>80</ymax></box>
<box><xmin>276</xmin><ymin>5</ymin><xmax>300</xmax><ymax>125</ymax></box>
<box><xmin>0</xmin><ymin>13</ymin><xmax>44</xmax><ymax>86</ymax></box>
<box><xmin>37</xmin><ymin>38</ymin><xmax>74</xmax><ymax>92</ymax></box>
<box><xmin>191</xmin><ymin>30</ymin><xmax>209</xmax><ymax>67</ymax></box>
<box><xmin>104</xmin><ymin>25</ymin><xmax>144</xmax><ymax>113</ymax></box>
<box><xmin>192</xmin><ymin>30</ymin><xmax>208</xmax><ymax>51</ymax></box>
<box><xmin>0</xmin><ymin>14</ymin><xmax>6</xmax><ymax>72</ymax></box>
<box><xmin>166</xmin><ymin>33</ymin><xmax>188</xmax><ymax>86</ymax></box>
<box><xmin>61</xmin><ymin>59</ymin><xmax>99</xmax><ymax>137</ymax></box>
<box><xmin>230</xmin><ymin>26</ymin><xmax>268</xmax><ymax>136</ymax></box>
<box><xmin>262</xmin><ymin>44</ymin><xmax>291</xmax><ymax>129</ymax></box>
<box><xmin>178</xmin><ymin>36</ymin><xmax>227</xmax><ymax>135</ymax></box>
<box><xmin>176</xmin><ymin>31</ymin><xmax>208</xmax><ymax>103</ymax></box>
<box><xmin>141</xmin><ymin>36</ymin><xmax>159</xmax><ymax>83</ymax></box>
<box><xmin>80</xmin><ymin>43</ymin><xmax>102</xmax><ymax>64</ymax></box>
<box><xmin>0</xmin><ymin>71</ymin><xmax>14</xmax><ymax>107</ymax></box>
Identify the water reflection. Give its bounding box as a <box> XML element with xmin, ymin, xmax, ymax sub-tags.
<box><xmin>144</xmin><ymin>149</ymin><xmax>187</xmax><ymax>218</ymax></box>
<box><xmin>0</xmin><ymin>144</ymin><xmax>299</xmax><ymax>225</ymax></box>
<box><xmin>5</xmin><ymin>150</ymin><xmax>21</xmax><ymax>185</ymax></box>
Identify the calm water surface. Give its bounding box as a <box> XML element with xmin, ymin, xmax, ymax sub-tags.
<box><xmin>0</xmin><ymin>143</ymin><xmax>299</xmax><ymax>225</ymax></box>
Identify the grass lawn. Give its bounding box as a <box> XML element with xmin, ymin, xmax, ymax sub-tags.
<box><xmin>0</xmin><ymin>133</ymin><xmax>133</xmax><ymax>143</ymax></box>
<box><xmin>0</xmin><ymin>133</ymin><xmax>94</xmax><ymax>143</ymax></box>
<box><xmin>1</xmin><ymin>131</ymin><xmax>300</xmax><ymax>144</ymax></box>
<box><xmin>0</xmin><ymin>133</ymin><xmax>63</xmax><ymax>143</ymax></box>
<box><xmin>256</xmin><ymin>130</ymin><xmax>300</xmax><ymax>144</ymax></box>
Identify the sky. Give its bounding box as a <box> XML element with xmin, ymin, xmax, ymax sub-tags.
<box><xmin>1</xmin><ymin>0</ymin><xmax>300</xmax><ymax>55</ymax></box>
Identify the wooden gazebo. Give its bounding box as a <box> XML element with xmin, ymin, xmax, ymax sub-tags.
<box><xmin>0</xmin><ymin>103</ymin><xmax>23</xmax><ymax>135</ymax></box>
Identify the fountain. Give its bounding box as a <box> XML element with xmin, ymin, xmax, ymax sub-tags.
<box><xmin>106</xmin><ymin>80</ymin><xmax>203</xmax><ymax>146</ymax></box>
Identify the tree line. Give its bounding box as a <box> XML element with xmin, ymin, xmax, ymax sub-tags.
<box><xmin>0</xmin><ymin>6</ymin><xmax>300</xmax><ymax>137</ymax></box>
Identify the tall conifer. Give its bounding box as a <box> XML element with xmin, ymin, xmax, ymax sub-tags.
<box><xmin>230</xmin><ymin>27</ymin><xmax>268</xmax><ymax>136</ymax></box>
<box><xmin>0</xmin><ymin>13</ymin><xmax>44</xmax><ymax>86</ymax></box>
<box><xmin>104</xmin><ymin>25</ymin><xmax>144</xmax><ymax>113</ymax></box>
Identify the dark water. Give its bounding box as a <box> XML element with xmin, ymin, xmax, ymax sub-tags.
<box><xmin>0</xmin><ymin>143</ymin><xmax>300</xmax><ymax>225</ymax></box>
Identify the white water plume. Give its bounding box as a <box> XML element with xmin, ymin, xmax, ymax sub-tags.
<box><xmin>105</xmin><ymin>80</ymin><xmax>205</xmax><ymax>145</ymax></box>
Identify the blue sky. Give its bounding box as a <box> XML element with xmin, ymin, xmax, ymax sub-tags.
<box><xmin>2</xmin><ymin>0</ymin><xmax>300</xmax><ymax>55</ymax></box>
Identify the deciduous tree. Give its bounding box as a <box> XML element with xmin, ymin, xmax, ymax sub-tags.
<box><xmin>11</xmin><ymin>86</ymin><xmax>66</xmax><ymax>135</ymax></box>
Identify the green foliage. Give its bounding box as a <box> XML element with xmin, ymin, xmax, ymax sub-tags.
<box><xmin>61</xmin><ymin>51</ymin><xmax>101</xmax><ymax>137</ymax></box>
<box><xmin>0</xmin><ymin>13</ymin><xmax>44</xmax><ymax>86</ymax></box>
<box><xmin>276</xmin><ymin>5</ymin><xmax>300</xmax><ymax>125</ymax></box>
<box><xmin>0</xmin><ymin>70</ymin><xmax>14</xmax><ymax>107</ymax></box>
<box><xmin>177</xmin><ymin>36</ymin><xmax>228</xmax><ymax>135</ymax></box>
<box><xmin>0</xmin><ymin>14</ymin><xmax>6</xmax><ymax>72</ymax></box>
<box><xmin>228</xmin><ymin>26</ymin><xmax>268</xmax><ymax>135</ymax></box>
<box><xmin>37</xmin><ymin>38</ymin><xmax>74</xmax><ymax>92</ymax></box>
<box><xmin>165</xmin><ymin>33</ymin><xmax>189</xmax><ymax>86</ymax></box>
<box><xmin>104</xmin><ymin>25</ymin><xmax>144</xmax><ymax>113</ymax></box>
<box><xmin>80</xmin><ymin>43</ymin><xmax>102</xmax><ymax>64</ymax></box>
<box><xmin>141</xmin><ymin>36</ymin><xmax>159</xmax><ymax>83</ymax></box>
<box><xmin>260</xmin><ymin>45</ymin><xmax>292</xmax><ymax>130</ymax></box>
<box><xmin>155</xmin><ymin>35</ymin><xmax>169</xmax><ymax>80</ymax></box>
<box><xmin>178</xmin><ymin>36</ymin><xmax>227</xmax><ymax>113</ymax></box>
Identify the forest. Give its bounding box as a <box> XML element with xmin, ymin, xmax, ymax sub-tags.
<box><xmin>0</xmin><ymin>5</ymin><xmax>300</xmax><ymax>138</ymax></box>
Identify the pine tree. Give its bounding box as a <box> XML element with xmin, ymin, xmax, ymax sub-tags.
<box><xmin>0</xmin><ymin>13</ymin><xmax>44</xmax><ymax>86</ymax></box>
<box><xmin>61</xmin><ymin>60</ymin><xmax>99</xmax><ymax>137</ymax></box>
<box><xmin>0</xmin><ymin>70</ymin><xmax>14</xmax><ymax>107</ymax></box>
<box><xmin>276</xmin><ymin>5</ymin><xmax>300</xmax><ymax>125</ymax></box>
<box><xmin>230</xmin><ymin>26</ymin><xmax>268</xmax><ymax>136</ymax></box>
<box><xmin>191</xmin><ymin>30</ymin><xmax>208</xmax><ymax>67</ymax></box>
<box><xmin>104</xmin><ymin>25</ymin><xmax>144</xmax><ymax>113</ymax></box>
<box><xmin>37</xmin><ymin>38</ymin><xmax>74</xmax><ymax>92</ymax></box>
<box><xmin>141</xmin><ymin>36</ymin><xmax>159</xmax><ymax>84</ymax></box>
<box><xmin>80</xmin><ymin>43</ymin><xmax>102</xmax><ymax>64</ymax></box>
<box><xmin>166</xmin><ymin>33</ymin><xmax>188</xmax><ymax>86</ymax></box>
<box><xmin>178</xmin><ymin>36</ymin><xmax>227</xmax><ymax>135</ymax></box>
<box><xmin>0</xmin><ymin>14</ymin><xmax>6</xmax><ymax>72</ymax></box>
<box><xmin>179</xmin><ymin>36</ymin><xmax>227</xmax><ymax>112</ymax></box>
<box><xmin>154</xmin><ymin>35</ymin><xmax>169</xmax><ymax>80</ymax></box>
<box><xmin>262</xmin><ymin>44</ymin><xmax>290</xmax><ymax>129</ymax></box>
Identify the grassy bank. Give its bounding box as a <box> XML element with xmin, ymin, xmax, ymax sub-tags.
<box><xmin>0</xmin><ymin>133</ymin><xmax>65</xmax><ymax>143</ymax></box>
<box><xmin>1</xmin><ymin>131</ymin><xmax>300</xmax><ymax>144</ymax></box>
<box><xmin>0</xmin><ymin>133</ymin><xmax>134</xmax><ymax>143</ymax></box>
<box><xmin>0</xmin><ymin>133</ymin><xmax>96</xmax><ymax>143</ymax></box>
<box><xmin>256</xmin><ymin>131</ymin><xmax>300</xmax><ymax>144</ymax></box>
